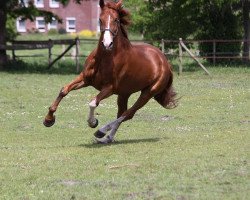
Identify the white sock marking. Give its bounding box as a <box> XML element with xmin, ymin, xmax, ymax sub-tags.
<box><xmin>88</xmin><ymin>98</ymin><xmax>97</xmax><ymax>126</ymax></box>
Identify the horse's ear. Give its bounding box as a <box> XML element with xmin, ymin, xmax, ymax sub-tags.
<box><xmin>116</xmin><ymin>0</ymin><xmax>123</xmax><ymax>8</ymax></box>
<box><xmin>99</xmin><ymin>0</ymin><xmax>104</xmax><ymax>8</ymax></box>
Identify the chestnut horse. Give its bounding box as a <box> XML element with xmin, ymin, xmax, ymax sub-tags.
<box><xmin>43</xmin><ymin>0</ymin><xmax>177</xmax><ymax>144</ymax></box>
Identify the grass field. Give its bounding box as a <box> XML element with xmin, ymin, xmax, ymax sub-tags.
<box><xmin>0</xmin><ymin>64</ymin><xmax>249</xmax><ymax>199</ymax></box>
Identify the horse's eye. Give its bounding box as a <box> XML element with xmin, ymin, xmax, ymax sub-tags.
<box><xmin>115</xmin><ymin>18</ymin><xmax>120</xmax><ymax>23</ymax></box>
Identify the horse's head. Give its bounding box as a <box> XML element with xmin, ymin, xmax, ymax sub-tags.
<box><xmin>99</xmin><ymin>0</ymin><xmax>125</xmax><ymax>50</ymax></box>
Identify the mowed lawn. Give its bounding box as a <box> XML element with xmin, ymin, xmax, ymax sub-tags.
<box><xmin>0</xmin><ymin>67</ymin><xmax>249</xmax><ymax>199</ymax></box>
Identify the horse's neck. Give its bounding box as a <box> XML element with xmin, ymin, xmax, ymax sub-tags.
<box><xmin>115</xmin><ymin>35</ymin><xmax>131</xmax><ymax>53</ymax></box>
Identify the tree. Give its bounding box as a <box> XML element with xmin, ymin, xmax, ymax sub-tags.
<box><xmin>0</xmin><ymin>0</ymin><xmax>85</xmax><ymax>69</ymax></box>
<box><xmin>129</xmin><ymin>0</ymin><xmax>248</xmax><ymax>62</ymax></box>
<box><xmin>241</xmin><ymin>0</ymin><xmax>250</xmax><ymax>62</ymax></box>
<box><xmin>124</xmin><ymin>0</ymin><xmax>152</xmax><ymax>38</ymax></box>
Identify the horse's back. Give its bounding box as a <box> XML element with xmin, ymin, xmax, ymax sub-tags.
<box><xmin>131</xmin><ymin>43</ymin><xmax>171</xmax><ymax>68</ymax></box>
<box><xmin>128</xmin><ymin>43</ymin><xmax>172</xmax><ymax>77</ymax></box>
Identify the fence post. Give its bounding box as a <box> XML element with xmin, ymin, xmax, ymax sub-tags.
<box><xmin>12</xmin><ymin>49</ymin><xmax>16</xmax><ymax>61</ymax></box>
<box><xmin>75</xmin><ymin>37</ymin><xmax>80</xmax><ymax>73</ymax></box>
<box><xmin>48</xmin><ymin>39</ymin><xmax>53</xmax><ymax>66</ymax></box>
<box><xmin>161</xmin><ymin>39</ymin><xmax>165</xmax><ymax>54</ymax></box>
<box><xmin>180</xmin><ymin>39</ymin><xmax>210</xmax><ymax>76</ymax></box>
<box><xmin>213</xmin><ymin>40</ymin><xmax>216</xmax><ymax>65</ymax></box>
<box><xmin>179</xmin><ymin>38</ymin><xmax>183</xmax><ymax>75</ymax></box>
<box><xmin>62</xmin><ymin>45</ymin><xmax>65</xmax><ymax>60</ymax></box>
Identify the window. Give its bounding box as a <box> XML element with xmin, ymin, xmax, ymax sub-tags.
<box><xmin>34</xmin><ymin>0</ymin><xmax>44</xmax><ymax>8</ymax></box>
<box><xmin>19</xmin><ymin>0</ymin><xmax>29</xmax><ymax>7</ymax></box>
<box><xmin>66</xmin><ymin>18</ymin><xmax>76</xmax><ymax>32</ymax></box>
<box><xmin>48</xmin><ymin>18</ymin><xmax>58</xmax><ymax>30</ymax></box>
<box><xmin>36</xmin><ymin>17</ymin><xmax>46</xmax><ymax>32</ymax></box>
<box><xmin>16</xmin><ymin>18</ymin><xmax>26</xmax><ymax>32</ymax></box>
<box><xmin>50</xmin><ymin>0</ymin><xmax>59</xmax><ymax>8</ymax></box>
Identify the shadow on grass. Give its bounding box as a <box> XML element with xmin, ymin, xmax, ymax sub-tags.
<box><xmin>170</xmin><ymin>57</ymin><xmax>249</xmax><ymax>73</ymax></box>
<box><xmin>80</xmin><ymin>137</ymin><xmax>166</xmax><ymax>148</ymax></box>
<box><xmin>2</xmin><ymin>58</ymin><xmax>249</xmax><ymax>75</ymax></box>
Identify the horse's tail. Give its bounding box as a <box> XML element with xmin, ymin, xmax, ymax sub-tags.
<box><xmin>154</xmin><ymin>73</ymin><xmax>178</xmax><ymax>109</ymax></box>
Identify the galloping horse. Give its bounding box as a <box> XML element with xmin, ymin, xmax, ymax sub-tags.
<box><xmin>43</xmin><ymin>0</ymin><xmax>177</xmax><ymax>144</ymax></box>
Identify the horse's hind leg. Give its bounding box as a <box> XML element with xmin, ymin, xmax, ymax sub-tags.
<box><xmin>93</xmin><ymin>95</ymin><xmax>129</xmax><ymax>143</ymax></box>
<box><xmin>117</xmin><ymin>95</ymin><xmax>130</xmax><ymax>118</ymax></box>
<box><xmin>43</xmin><ymin>73</ymin><xmax>87</xmax><ymax>127</ymax></box>
<box><xmin>95</xmin><ymin>90</ymin><xmax>157</xmax><ymax>144</ymax></box>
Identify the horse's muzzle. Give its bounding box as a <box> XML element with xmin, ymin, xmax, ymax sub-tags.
<box><xmin>102</xmin><ymin>41</ymin><xmax>113</xmax><ymax>51</ymax></box>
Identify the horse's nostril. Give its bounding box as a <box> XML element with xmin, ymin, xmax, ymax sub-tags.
<box><xmin>109</xmin><ymin>42</ymin><xmax>113</xmax><ymax>48</ymax></box>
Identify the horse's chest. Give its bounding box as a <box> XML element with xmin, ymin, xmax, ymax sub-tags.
<box><xmin>91</xmin><ymin>69</ymin><xmax>114</xmax><ymax>90</ymax></box>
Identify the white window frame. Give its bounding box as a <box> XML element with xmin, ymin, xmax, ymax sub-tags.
<box><xmin>36</xmin><ymin>17</ymin><xmax>46</xmax><ymax>32</ymax></box>
<box><xmin>49</xmin><ymin>0</ymin><xmax>60</xmax><ymax>8</ymax></box>
<box><xmin>48</xmin><ymin>18</ymin><xmax>58</xmax><ymax>30</ymax></box>
<box><xmin>19</xmin><ymin>0</ymin><xmax>29</xmax><ymax>7</ymax></box>
<box><xmin>16</xmin><ymin>18</ymin><xmax>26</xmax><ymax>32</ymax></box>
<box><xmin>66</xmin><ymin>17</ymin><xmax>76</xmax><ymax>33</ymax></box>
<box><xmin>34</xmin><ymin>0</ymin><xmax>44</xmax><ymax>8</ymax></box>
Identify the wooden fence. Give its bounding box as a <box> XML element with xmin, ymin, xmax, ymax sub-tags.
<box><xmin>1</xmin><ymin>38</ymin><xmax>249</xmax><ymax>74</ymax></box>
<box><xmin>161</xmin><ymin>38</ymin><xmax>249</xmax><ymax>75</ymax></box>
<box><xmin>161</xmin><ymin>39</ymin><xmax>250</xmax><ymax>61</ymax></box>
<box><xmin>0</xmin><ymin>38</ymin><xmax>81</xmax><ymax>72</ymax></box>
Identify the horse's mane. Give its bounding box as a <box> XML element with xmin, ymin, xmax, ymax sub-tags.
<box><xmin>105</xmin><ymin>2</ymin><xmax>131</xmax><ymax>39</ymax></box>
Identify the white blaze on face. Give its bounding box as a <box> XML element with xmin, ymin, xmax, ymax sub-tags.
<box><xmin>103</xmin><ymin>15</ymin><xmax>113</xmax><ymax>48</ymax></box>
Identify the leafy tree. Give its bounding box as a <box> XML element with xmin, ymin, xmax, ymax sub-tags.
<box><xmin>124</xmin><ymin>0</ymin><xmax>152</xmax><ymax>38</ymax></box>
<box><xmin>240</xmin><ymin>0</ymin><xmax>250</xmax><ymax>62</ymax></box>
<box><xmin>128</xmin><ymin>0</ymin><xmax>248</xmax><ymax>62</ymax></box>
<box><xmin>0</xmin><ymin>0</ymin><xmax>85</xmax><ymax>69</ymax></box>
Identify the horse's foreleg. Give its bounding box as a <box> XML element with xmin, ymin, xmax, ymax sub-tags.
<box><xmin>87</xmin><ymin>85</ymin><xmax>113</xmax><ymax>129</ymax></box>
<box><xmin>43</xmin><ymin>73</ymin><xmax>86</xmax><ymax>127</ymax></box>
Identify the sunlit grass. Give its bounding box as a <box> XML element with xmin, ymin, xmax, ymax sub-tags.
<box><xmin>0</xmin><ymin>66</ymin><xmax>249</xmax><ymax>199</ymax></box>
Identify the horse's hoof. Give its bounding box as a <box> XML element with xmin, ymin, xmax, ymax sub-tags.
<box><xmin>88</xmin><ymin>119</ymin><xmax>99</xmax><ymax>128</ymax></box>
<box><xmin>43</xmin><ymin>116</ymin><xmax>55</xmax><ymax>127</ymax></box>
<box><xmin>94</xmin><ymin>130</ymin><xmax>106</xmax><ymax>138</ymax></box>
<box><xmin>95</xmin><ymin>135</ymin><xmax>114</xmax><ymax>144</ymax></box>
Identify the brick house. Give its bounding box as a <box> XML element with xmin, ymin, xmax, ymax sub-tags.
<box><xmin>16</xmin><ymin>0</ymin><xmax>100</xmax><ymax>34</ymax></box>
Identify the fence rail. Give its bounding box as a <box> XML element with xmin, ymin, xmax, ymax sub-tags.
<box><xmin>1</xmin><ymin>38</ymin><xmax>249</xmax><ymax>73</ymax></box>
<box><xmin>162</xmin><ymin>39</ymin><xmax>250</xmax><ymax>62</ymax></box>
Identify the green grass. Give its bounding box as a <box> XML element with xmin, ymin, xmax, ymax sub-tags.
<box><xmin>0</xmin><ymin>65</ymin><xmax>249</xmax><ymax>199</ymax></box>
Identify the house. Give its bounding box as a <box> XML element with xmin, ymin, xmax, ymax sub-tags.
<box><xmin>16</xmin><ymin>0</ymin><xmax>100</xmax><ymax>34</ymax></box>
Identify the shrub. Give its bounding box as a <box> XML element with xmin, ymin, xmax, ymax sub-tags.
<box><xmin>70</xmin><ymin>30</ymin><xmax>96</xmax><ymax>38</ymax></box>
<box><xmin>6</xmin><ymin>15</ymin><xmax>18</xmax><ymax>41</ymax></box>
<box><xmin>58</xmin><ymin>28</ymin><xmax>66</xmax><ymax>34</ymax></box>
<box><xmin>27</xmin><ymin>28</ymin><xmax>39</xmax><ymax>34</ymax></box>
<box><xmin>79</xmin><ymin>30</ymin><xmax>93</xmax><ymax>37</ymax></box>
<box><xmin>48</xmin><ymin>29</ymin><xmax>58</xmax><ymax>35</ymax></box>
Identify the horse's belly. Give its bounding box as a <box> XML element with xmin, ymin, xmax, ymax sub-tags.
<box><xmin>114</xmin><ymin>73</ymin><xmax>155</xmax><ymax>95</ymax></box>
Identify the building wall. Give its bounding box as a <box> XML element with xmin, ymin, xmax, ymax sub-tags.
<box><xmin>17</xmin><ymin>0</ymin><xmax>99</xmax><ymax>34</ymax></box>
